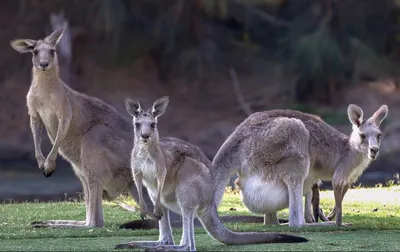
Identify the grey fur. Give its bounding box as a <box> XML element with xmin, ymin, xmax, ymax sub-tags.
<box><xmin>10</xmin><ymin>25</ymin><xmax>153</xmax><ymax>228</ymax></box>
<box><xmin>116</xmin><ymin>97</ymin><xmax>307</xmax><ymax>251</ymax></box>
<box><xmin>211</xmin><ymin>105</ymin><xmax>388</xmax><ymax>227</ymax></box>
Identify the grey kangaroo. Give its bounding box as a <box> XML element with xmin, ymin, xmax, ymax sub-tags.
<box><xmin>211</xmin><ymin>104</ymin><xmax>388</xmax><ymax>227</ymax></box>
<box><xmin>10</xmin><ymin>24</ymin><xmax>154</xmax><ymax>228</ymax></box>
<box><xmin>116</xmin><ymin>96</ymin><xmax>307</xmax><ymax>251</ymax></box>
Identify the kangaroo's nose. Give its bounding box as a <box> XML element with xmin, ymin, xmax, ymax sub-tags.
<box><xmin>370</xmin><ymin>147</ymin><xmax>379</xmax><ymax>154</ymax></box>
<box><xmin>40</xmin><ymin>61</ymin><xmax>49</xmax><ymax>68</ymax></box>
<box><xmin>141</xmin><ymin>134</ymin><xmax>150</xmax><ymax>140</ymax></box>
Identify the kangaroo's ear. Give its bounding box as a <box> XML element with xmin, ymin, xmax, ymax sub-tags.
<box><xmin>125</xmin><ymin>98</ymin><xmax>142</xmax><ymax>118</ymax></box>
<box><xmin>370</xmin><ymin>105</ymin><xmax>388</xmax><ymax>126</ymax></box>
<box><xmin>151</xmin><ymin>96</ymin><xmax>169</xmax><ymax>119</ymax></box>
<box><xmin>10</xmin><ymin>39</ymin><xmax>37</xmax><ymax>53</ymax></box>
<box><xmin>44</xmin><ymin>23</ymin><xmax>66</xmax><ymax>46</ymax></box>
<box><xmin>348</xmin><ymin>104</ymin><xmax>363</xmax><ymax>127</ymax></box>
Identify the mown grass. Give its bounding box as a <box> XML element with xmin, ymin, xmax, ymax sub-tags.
<box><xmin>0</xmin><ymin>186</ymin><xmax>399</xmax><ymax>251</ymax></box>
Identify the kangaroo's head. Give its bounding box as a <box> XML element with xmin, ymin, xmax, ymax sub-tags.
<box><xmin>10</xmin><ymin>23</ymin><xmax>66</xmax><ymax>71</ymax></box>
<box><xmin>348</xmin><ymin>104</ymin><xmax>388</xmax><ymax>160</ymax></box>
<box><xmin>125</xmin><ymin>96</ymin><xmax>169</xmax><ymax>145</ymax></box>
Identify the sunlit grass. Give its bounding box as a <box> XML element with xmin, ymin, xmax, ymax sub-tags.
<box><xmin>0</xmin><ymin>186</ymin><xmax>399</xmax><ymax>251</ymax></box>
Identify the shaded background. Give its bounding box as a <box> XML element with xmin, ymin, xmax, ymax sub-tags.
<box><xmin>0</xmin><ymin>0</ymin><xmax>399</xmax><ymax>202</ymax></box>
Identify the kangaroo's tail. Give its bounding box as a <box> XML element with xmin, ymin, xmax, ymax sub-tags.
<box><xmin>211</xmin><ymin>131</ymin><xmax>244</xmax><ymax>206</ymax></box>
<box><xmin>197</xmin><ymin>204</ymin><xmax>308</xmax><ymax>245</ymax></box>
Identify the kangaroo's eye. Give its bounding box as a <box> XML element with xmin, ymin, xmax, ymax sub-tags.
<box><xmin>359</xmin><ymin>134</ymin><xmax>366</xmax><ymax>140</ymax></box>
<box><xmin>377</xmin><ymin>134</ymin><xmax>382</xmax><ymax>140</ymax></box>
<box><xmin>50</xmin><ymin>49</ymin><xmax>55</xmax><ymax>56</ymax></box>
<box><xmin>33</xmin><ymin>50</ymin><xmax>38</xmax><ymax>56</ymax></box>
<box><xmin>150</xmin><ymin>123</ymin><xmax>156</xmax><ymax>129</ymax></box>
<box><xmin>134</xmin><ymin>123</ymin><xmax>140</xmax><ymax>128</ymax></box>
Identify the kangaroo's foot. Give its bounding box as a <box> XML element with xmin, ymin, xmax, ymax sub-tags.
<box><xmin>304</xmin><ymin>221</ymin><xmax>352</xmax><ymax>227</ymax></box>
<box><xmin>280</xmin><ymin>220</ymin><xmax>351</xmax><ymax>227</ymax></box>
<box><xmin>31</xmin><ymin>220</ymin><xmax>98</xmax><ymax>228</ymax></box>
<box><xmin>144</xmin><ymin>245</ymin><xmax>191</xmax><ymax>252</ymax></box>
<box><xmin>115</xmin><ymin>240</ymin><xmax>172</xmax><ymax>250</ymax></box>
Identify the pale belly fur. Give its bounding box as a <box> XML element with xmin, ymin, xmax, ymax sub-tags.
<box><xmin>237</xmin><ymin>176</ymin><xmax>289</xmax><ymax>213</ymax></box>
<box><xmin>140</xmin><ymin>161</ymin><xmax>182</xmax><ymax>215</ymax></box>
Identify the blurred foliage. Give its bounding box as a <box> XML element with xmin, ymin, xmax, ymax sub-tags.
<box><xmin>7</xmin><ymin>0</ymin><xmax>400</xmax><ymax>104</ymax></box>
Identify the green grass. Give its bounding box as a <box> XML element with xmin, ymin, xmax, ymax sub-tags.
<box><xmin>0</xmin><ymin>186</ymin><xmax>400</xmax><ymax>251</ymax></box>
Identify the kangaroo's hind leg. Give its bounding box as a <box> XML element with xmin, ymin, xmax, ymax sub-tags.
<box><xmin>33</xmin><ymin>149</ymin><xmax>107</xmax><ymax>228</ymax></box>
<box><xmin>31</xmin><ymin>167</ymin><xmax>93</xmax><ymax>228</ymax></box>
<box><xmin>115</xmin><ymin>205</ymin><xmax>175</xmax><ymax>249</ymax></box>
<box><xmin>144</xmin><ymin>207</ymin><xmax>196</xmax><ymax>252</ymax></box>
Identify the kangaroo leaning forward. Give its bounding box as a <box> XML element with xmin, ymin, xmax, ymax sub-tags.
<box><xmin>10</xmin><ymin>24</ymin><xmax>155</xmax><ymax>228</ymax></box>
<box><xmin>212</xmin><ymin>105</ymin><xmax>388</xmax><ymax>227</ymax></box>
<box><xmin>116</xmin><ymin>96</ymin><xmax>307</xmax><ymax>251</ymax></box>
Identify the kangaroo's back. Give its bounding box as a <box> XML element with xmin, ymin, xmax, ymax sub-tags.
<box><xmin>160</xmin><ymin>136</ymin><xmax>211</xmax><ymax>168</ymax></box>
<box><xmin>71</xmin><ymin>87</ymin><xmax>133</xmax><ymax>138</ymax></box>
<box><xmin>240</xmin><ymin>109</ymin><xmax>348</xmax><ymax>168</ymax></box>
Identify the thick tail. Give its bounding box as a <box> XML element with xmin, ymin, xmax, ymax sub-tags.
<box><xmin>198</xmin><ymin>204</ymin><xmax>308</xmax><ymax>245</ymax></box>
<box><xmin>211</xmin><ymin>132</ymin><xmax>243</xmax><ymax>206</ymax></box>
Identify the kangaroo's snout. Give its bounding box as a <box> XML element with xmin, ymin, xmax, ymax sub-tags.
<box><xmin>368</xmin><ymin>146</ymin><xmax>379</xmax><ymax>160</ymax></box>
<box><xmin>370</xmin><ymin>146</ymin><xmax>378</xmax><ymax>154</ymax></box>
<box><xmin>40</xmin><ymin>61</ymin><xmax>49</xmax><ymax>69</ymax></box>
<box><xmin>141</xmin><ymin>134</ymin><xmax>150</xmax><ymax>142</ymax></box>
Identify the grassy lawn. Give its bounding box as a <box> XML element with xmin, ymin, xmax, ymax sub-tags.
<box><xmin>0</xmin><ymin>186</ymin><xmax>399</xmax><ymax>251</ymax></box>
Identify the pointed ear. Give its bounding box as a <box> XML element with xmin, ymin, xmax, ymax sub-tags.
<box><xmin>348</xmin><ymin>104</ymin><xmax>363</xmax><ymax>127</ymax></box>
<box><xmin>44</xmin><ymin>24</ymin><xmax>66</xmax><ymax>46</ymax></box>
<box><xmin>10</xmin><ymin>39</ymin><xmax>37</xmax><ymax>53</ymax></box>
<box><xmin>370</xmin><ymin>105</ymin><xmax>388</xmax><ymax>126</ymax></box>
<box><xmin>151</xmin><ymin>96</ymin><xmax>169</xmax><ymax>118</ymax></box>
<box><xmin>125</xmin><ymin>98</ymin><xmax>142</xmax><ymax>118</ymax></box>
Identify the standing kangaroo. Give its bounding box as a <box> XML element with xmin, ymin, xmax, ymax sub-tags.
<box><xmin>10</xmin><ymin>24</ymin><xmax>154</xmax><ymax>228</ymax></box>
<box><xmin>211</xmin><ymin>105</ymin><xmax>388</xmax><ymax>227</ymax></box>
<box><xmin>116</xmin><ymin>97</ymin><xmax>307</xmax><ymax>251</ymax></box>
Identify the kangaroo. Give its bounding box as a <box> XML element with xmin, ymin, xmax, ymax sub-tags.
<box><xmin>10</xmin><ymin>24</ymin><xmax>155</xmax><ymax>228</ymax></box>
<box><xmin>211</xmin><ymin>104</ymin><xmax>388</xmax><ymax>227</ymax></box>
<box><xmin>116</xmin><ymin>96</ymin><xmax>307</xmax><ymax>252</ymax></box>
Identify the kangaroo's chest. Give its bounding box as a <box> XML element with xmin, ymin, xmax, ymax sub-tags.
<box><xmin>28</xmin><ymin>91</ymin><xmax>59</xmax><ymax>141</ymax></box>
<box><xmin>348</xmin><ymin>159</ymin><xmax>371</xmax><ymax>184</ymax></box>
<box><xmin>134</xmin><ymin>154</ymin><xmax>158</xmax><ymax>191</ymax></box>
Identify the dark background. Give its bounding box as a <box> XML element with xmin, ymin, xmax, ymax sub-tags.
<box><xmin>0</xmin><ymin>0</ymin><xmax>399</xmax><ymax>202</ymax></box>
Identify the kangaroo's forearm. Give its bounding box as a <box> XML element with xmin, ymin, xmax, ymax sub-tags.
<box><xmin>155</xmin><ymin>168</ymin><xmax>166</xmax><ymax>208</ymax></box>
<box><xmin>47</xmin><ymin>115</ymin><xmax>71</xmax><ymax>160</ymax></box>
<box><xmin>133</xmin><ymin>170</ymin><xmax>145</xmax><ymax>205</ymax></box>
<box><xmin>30</xmin><ymin>115</ymin><xmax>44</xmax><ymax>158</ymax></box>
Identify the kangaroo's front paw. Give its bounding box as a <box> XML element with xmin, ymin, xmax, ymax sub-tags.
<box><xmin>139</xmin><ymin>204</ymin><xmax>149</xmax><ymax>220</ymax></box>
<box><xmin>36</xmin><ymin>155</ymin><xmax>46</xmax><ymax>172</ymax></box>
<box><xmin>328</xmin><ymin>208</ymin><xmax>336</xmax><ymax>221</ymax></box>
<box><xmin>318</xmin><ymin>207</ymin><xmax>330</xmax><ymax>222</ymax></box>
<box><xmin>153</xmin><ymin>207</ymin><xmax>163</xmax><ymax>221</ymax></box>
<box><xmin>43</xmin><ymin>158</ymin><xmax>56</xmax><ymax>178</ymax></box>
